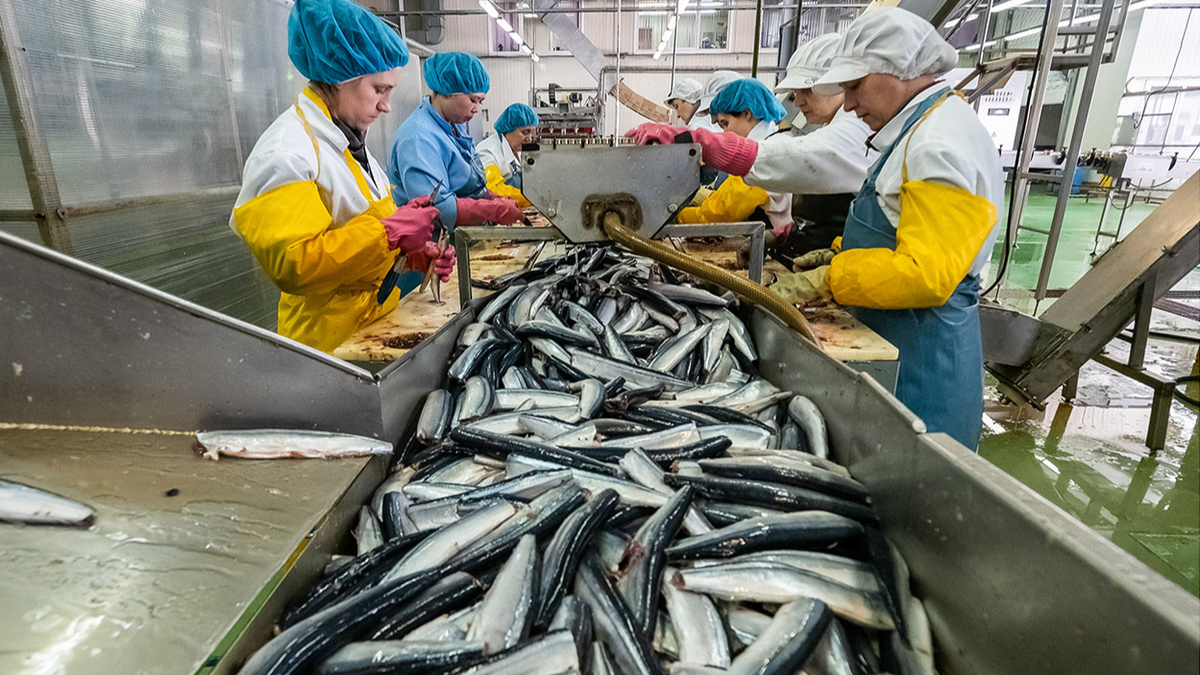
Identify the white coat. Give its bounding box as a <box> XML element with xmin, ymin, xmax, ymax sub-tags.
<box><xmin>744</xmin><ymin>108</ymin><xmax>874</xmax><ymax>196</ymax></box>
<box><xmin>865</xmin><ymin>87</ymin><xmax>1003</xmax><ymax>276</ymax></box>
<box><xmin>476</xmin><ymin>131</ymin><xmax>519</xmax><ymax>181</ymax></box>
<box><xmin>746</xmin><ymin>120</ymin><xmax>793</xmax><ymax>232</ymax></box>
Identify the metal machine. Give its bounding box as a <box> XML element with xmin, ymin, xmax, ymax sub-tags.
<box><xmin>532</xmin><ymin>84</ymin><xmax>604</xmax><ymax>139</ymax></box>
<box><xmin>1</xmin><ymin>227</ymin><xmax>1197</xmax><ymax>674</ymax></box>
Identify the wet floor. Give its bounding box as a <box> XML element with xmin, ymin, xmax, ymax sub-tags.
<box><xmin>979</xmin><ymin>190</ymin><xmax>1200</xmax><ymax>597</ymax></box>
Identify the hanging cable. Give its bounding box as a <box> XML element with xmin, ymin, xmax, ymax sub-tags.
<box><xmin>982</xmin><ymin>0</ymin><xmax>1055</xmax><ymax>299</ymax></box>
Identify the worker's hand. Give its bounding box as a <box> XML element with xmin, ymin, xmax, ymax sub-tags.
<box><xmin>382</xmin><ymin>200</ymin><xmax>439</xmax><ymax>252</ymax></box>
<box><xmin>792</xmin><ymin>248</ymin><xmax>837</xmax><ymax>271</ymax></box>
<box><xmin>770</xmin><ymin>266</ymin><xmax>833</xmax><ymax>305</ymax></box>
<box><xmin>626</xmin><ymin>122</ymin><xmax>683</xmax><ymax>146</ymax></box>
<box><xmin>456</xmin><ymin>197</ymin><xmax>524</xmax><ymax>226</ymax></box>
<box><xmin>434</xmin><ymin>245</ymin><xmax>456</xmax><ymax>282</ymax></box>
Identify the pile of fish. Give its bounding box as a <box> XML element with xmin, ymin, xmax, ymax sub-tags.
<box><xmin>239</xmin><ymin>246</ymin><xmax>935</xmax><ymax>675</ymax></box>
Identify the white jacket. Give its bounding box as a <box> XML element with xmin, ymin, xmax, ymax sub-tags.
<box><xmin>476</xmin><ymin>131</ymin><xmax>519</xmax><ymax>181</ymax></box>
<box><xmin>746</xmin><ymin>120</ymin><xmax>793</xmax><ymax>231</ymax></box>
<box><xmin>745</xmin><ymin>107</ymin><xmax>874</xmax><ymax>196</ymax></box>
<box><xmin>230</xmin><ymin>90</ymin><xmax>391</xmax><ymax>231</ymax></box>
<box><xmin>866</xmin><ymin>87</ymin><xmax>1004</xmax><ymax>276</ymax></box>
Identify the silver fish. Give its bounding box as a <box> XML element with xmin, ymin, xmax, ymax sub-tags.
<box><xmin>469</xmin><ymin>534</ymin><xmax>539</xmax><ymax>654</ymax></box>
<box><xmin>600</xmin><ymin>423</ymin><xmax>701</xmax><ymax>450</ymax></box>
<box><xmin>386</xmin><ymin>501</ymin><xmax>518</xmax><ymax>580</ymax></box>
<box><xmin>402</xmin><ymin>617</ymin><xmax>467</xmax><ymax>643</ymax></box>
<box><xmin>458</xmin><ymin>322</ymin><xmax>493</xmax><ymax>348</ymax></box>
<box><xmin>688</xmin><ymin>550</ymin><xmax>880</xmax><ymax>593</ymax></box>
<box><xmin>577</xmin><ymin>379</ymin><xmax>605</xmax><ymax>419</ymax></box>
<box><xmin>0</xmin><ymin>480</ymin><xmax>93</xmax><ymax>526</ymax></box>
<box><xmin>458</xmin><ymin>376</ymin><xmax>497</xmax><ymax>424</ymax></box>
<box><xmin>619</xmin><ymin>449</ymin><xmax>712</xmax><ymax>536</ymax></box>
<box><xmin>318</xmin><ymin>640</ymin><xmax>484</xmax><ymax>675</ymax></box>
<box><xmin>788</xmin><ymin>395</ymin><xmax>829</xmax><ymax>459</ymax></box>
<box><xmin>648</xmin><ymin>324</ymin><xmax>710</xmax><ymax>373</ymax></box>
<box><xmin>726</xmin><ymin>599</ymin><xmax>831</xmax><ymax>675</ymax></box>
<box><xmin>494</xmin><ymin>390</ymin><xmax>581</xmax><ymax>411</ymax></box>
<box><xmin>661</xmin><ymin>566</ymin><xmax>729</xmax><ymax>667</ymax></box>
<box><xmin>195</xmin><ymin>429</ymin><xmax>391</xmax><ymax>460</ymax></box>
<box><xmin>354</xmin><ymin>505</ymin><xmax>383</xmax><ymax>555</ymax></box>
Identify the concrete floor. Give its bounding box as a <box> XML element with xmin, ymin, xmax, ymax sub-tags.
<box><xmin>979</xmin><ymin>189</ymin><xmax>1200</xmax><ymax>597</ymax></box>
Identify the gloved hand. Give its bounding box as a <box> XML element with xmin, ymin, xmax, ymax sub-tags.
<box><xmin>456</xmin><ymin>197</ymin><xmax>524</xmax><ymax>226</ymax></box>
<box><xmin>625</xmin><ymin>124</ymin><xmax>759</xmax><ymax>176</ymax></box>
<box><xmin>770</xmin><ymin>266</ymin><xmax>833</xmax><ymax>305</ymax></box>
<box><xmin>793</xmin><ymin>247</ymin><xmax>837</xmax><ymax>271</ymax></box>
<box><xmin>434</xmin><ymin>244</ymin><xmax>456</xmax><ymax>282</ymax></box>
<box><xmin>382</xmin><ymin>196</ymin><xmax>439</xmax><ymax>252</ymax></box>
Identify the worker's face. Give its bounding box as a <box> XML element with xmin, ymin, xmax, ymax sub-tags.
<box><xmin>792</xmin><ymin>88</ymin><xmax>843</xmax><ymax>126</ymax></box>
<box><xmin>505</xmin><ymin>126</ymin><xmax>536</xmax><ymax>155</ymax></box>
<box><xmin>669</xmin><ymin>99</ymin><xmax>696</xmax><ymax>124</ymax></box>
<box><xmin>715</xmin><ymin>111</ymin><xmax>758</xmax><ymax>138</ymax></box>
<box><xmin>331</xmin><ymin>69</ymin><xmax>401</xmax><ymax>130</ymax></box>
<box><xmin>441</xmin><ymin>93</ymin><xmax>487</xmax><ymax>124</ymax></box>
<box><xmin>840</xmin><ymin>73</ymin><xmax>910</xmax><ymax>132</ymax></box>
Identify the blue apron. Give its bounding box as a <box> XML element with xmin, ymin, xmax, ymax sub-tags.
<box><xmin>841</xmin><ymin>88</ymin><xmax>984</xmax><ymax>450</ymax></box>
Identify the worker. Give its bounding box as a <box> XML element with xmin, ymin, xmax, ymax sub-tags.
<box><xmin>628</xmin><ymin>34</ymin><xmax>872</xmax><ymax>257</ymax></box>
<box><xmin>388</xmin><ymin>52</ymin><xmax>524</xmax><ymax>229</ymax></box>
<box><xmin>229</xmin><ymin>0</ymin><xmax>455</xmax><ymax>354</ymax></box>
<box><xmin>476</xmin><ymin>102</ymin><xmax>538</xmax><ymax>208</ymax></box>
<box><xmin>675</xmin><ymin>78</ymin><xmax>793</xmax><ymax>234</ymax></box>
<box><xmin>693</xmin><ymin>70</ymin><xmax>740</xmax><ymax>132</ymax></box>
<box><xmin>664</xmin><ymin>78</ymin><xmax>703</xmax><ymax>127</ymax></box>
<box><xmin>632</xmin><ymin>9</ymin><xmax>1002</xmax><ymax>449</ymax></box>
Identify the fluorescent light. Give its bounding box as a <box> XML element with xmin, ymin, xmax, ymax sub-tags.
<box><xmin>668</xmin><ymin>14</ymin><xmax>678</xmax><ymax>28</ymax></box>
<box><xmin>662</xmin><ymin>28</ymin><xmax>673</xmax><ymax>40</ymax></box>
<box><xmin>654</xmin><ymin>51</ymin><xmax>663</xmax><ymax>59</ymax></box>
<box><xmin>496</xmin><ymin>17</ymin><xmax>514</xmax><ymax>32</ymax></box>
<box><xmin>520</xmin><ymin>44</ymin><xmax>532</xmax><ymax>54</ymax></box>
<box><xmin>677</xmin><ymin>0</ymin><xmax>691</xmax><ymax>13</ymax></box>
<box><xmin>531</xmin><ymin>53</ymin><xmax>541</xmax><ymax>62</ymax></box>
<box><xmin>657</xmin><ymin>39</ymin><xmax>668</xmax><ymax>51</ymax></box>
<box><xmin>509</xmin><ymin>30</ymin><xmax>523</xmax><ymax>42</ymax></box>
<box><xmin>990</xmin><ymin>0</ymin><xmax>1032</xmax><ymax>12</ymax></box>
<box><xmin>479</xmin><ymin>0</ymin><xmax>500</xmax><ymax>18</ymax></box>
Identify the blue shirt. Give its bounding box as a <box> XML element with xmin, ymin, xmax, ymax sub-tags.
<box><xmin>387</xmin><ymin>97</ymin><xmax>488</xmax><ymax>227</ymax></box>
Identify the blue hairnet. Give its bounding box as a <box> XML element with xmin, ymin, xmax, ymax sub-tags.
<box><xmin>709</xmin><ymin>79</ymin><xmax>788</xmax><ymax>123</ymax></box>
<box><xmin>494</xmin><ymin>103</ymin><xmax>539</xmax><ymax>134</ymax></box>
<box><xmin>288</xmin><ymin>0</ymin><xmax>409</xmax><ymax>84</ymax></box>
<box><xmin>423</xmin><ymin>52</ymin><xmax>491</xmax><ymax>96</ymax></box>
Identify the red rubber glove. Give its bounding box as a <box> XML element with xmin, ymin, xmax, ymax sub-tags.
<box><xmin>434</xmin><ymin>244</ymin><xmax>456</xmax><ymax>282</ymax></box>
<box><xmin>382</xmin><ymin>196</ymin><xmax>439</xmax><ymax>252</ymax></box>
<box><xmin>403</xmin><ymin>240</ymin><xmax>438</xmax><ymax>274</ymax></box>
<box><xmin>455</xmin><ymin>197</ymin><xmax>524</xmax><ymax>226</ymax></box>
<box><xmin>625</xmin><ymin>123</ymin><xmax>759</xmax><ymax>176</ymax></box>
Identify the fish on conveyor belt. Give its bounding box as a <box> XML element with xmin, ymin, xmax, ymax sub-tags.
<box><xmin>237</xmin><ymin>245</ymin><xmax>934</xmax><ymax>675</ymax></box>
<box><xmin>194</xmin><ymin>429</ymin><xmax>392</xmax><ymax>461</ymax></box>
<box><xmin>0</xmin><ymin>479</ymin><xmax>94</xmax><ymax>526</ymax></box>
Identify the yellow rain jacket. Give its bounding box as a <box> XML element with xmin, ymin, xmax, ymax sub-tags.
<box><xmin>678</xmin><ymin>120</ymin><xmax>792</xmax><ymax>229</ymax></box>
<box><xmin>477</xmin><ymin>132</ymin><xmax>531</xmax><ymax>208</ymax></box>
<box><xmin>230</xmin><ymin>88</ymin><xmax>402</xmax><ymax>353</ymax></box>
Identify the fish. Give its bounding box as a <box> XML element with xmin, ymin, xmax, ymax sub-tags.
<box><xmin>384</xmin><ymin>501</ymin><xmax>518</xmax><ymax>580</ymax></box>
<box><xmin>696</xmin><ymin>457</ymin><xmax>870</xmax><ymax>503</ymax></box>
<box><xmin>667</xmin><ymin>511</ymin><xmax>864</xmax><ymax>560</ymax></box>
<box><xmin>194</xmin><ymin>429</ymin><xmax>391</xmax><ymax>460</ymax></box>
<box><xmin>418</xmin><ymin>390</ymin><xmax>455</xmax><ymax>444</ymax></box>
<box><xmin>370</xmin><ymin>571</ymin><xmax>485</xmax><ymax>640</ymax></box>
<box><xmin>535</xmin><ymin>489</ymin><xmax>621</xmax><ymax>628</ymax></box>
<box><xmin>787</xmin><ymin>395</ymin><xmax>830</xmax><ymax>459</ymax></box>
<box><xmin>548</xmin><ymin>596</ymin><xmax>594</xmax><ymax>675</ymax></box>
<box><xmin>617</xmin><ymin>486</ymin><xmax>695</xmax><ymax>637</ymax></box>
<box><xmin>575</xmin><ymin>555</ymin><xmax>667</xmax><ymax>675</ymax></box>
<box><xmin>0</xmin><ymin>480</ymin><xmax>93</xmax><ymax>526</ymax></box>
<box><xmin>724</xmin><ymin>599</ymin><xmax>832</xmax><ymax>675</ymax></box>
<box><xmin>316</xmin><ymin>639</ymin><xmax>484</xmax><ymax>675</ymax></box>
<box><xmin>663</xmin><ymin>473</ymin><xmax>877</xmax><ymax>523</ymax></box>
<box><xmin>661</xmin><ymin>566</ymin><xmax>729</xmax><ymax>667</ymax></box>
<box><xmin>619</xmin><ymin>449</ymin><xmax>712</xmax><ymax>536</ymax></box>
<box><xmin>673</xmin><ymin>562</ymin><xmax>895</xmax><ymax>630</ymax></box>
<box><xmin>689</xmin><ymin>550</ymin><xmax>881</xmax><ymax>593</ymax></box>
<box><xmin>468</xmin><ymin>534</ymin><xmax>538</xmax><ymax>654</ymax></box>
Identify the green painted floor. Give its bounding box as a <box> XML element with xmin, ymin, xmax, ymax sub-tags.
<box><xmin>978</xmin><ymin>189</ymin><xmax>1200</xmax><ymax>597</ymax></box>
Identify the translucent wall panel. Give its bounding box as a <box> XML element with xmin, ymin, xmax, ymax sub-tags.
<box><xmin>11</xmin><ymin>0</ymin><xmax>243</xmax><ymax>205</ymax></box>
<box><xmin>0</xmin><ymin>78</ymin><xmax>33</xmax><ymax>210</ymax></box>
<box><xmin>0</xmin><ymin>222</ymin><xmax>42</xmax><ymax>243</ymax></box>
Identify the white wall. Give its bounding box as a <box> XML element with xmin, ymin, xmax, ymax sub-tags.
<box><xmin>434</xmin><ymin>0</ymin><xmax>781</xmax><ymax>136</ymax></box>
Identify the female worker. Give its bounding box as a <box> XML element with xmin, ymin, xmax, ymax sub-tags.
<box><xmin>476</xmin><ymin>102</ymin><xmax>539</xmax><ymax>208</ymax></box>
<box><xmin>675</xmin><ymin>78</ymin><xmax>793</xmax><ymax>235</ymax></box>
<box><xmin>664</xmin><ymin>78</ymin><xmax>703</xmax><ymax>127</ymax></box>
<box><xmin>388</xmin><ymin>52</ymin><xmax>524</xmax><ymax>229</ymax></box>
<box><xmin>230</xmin><ymin>0</ymin><xmax>455</xmax><ymax>354</ymax></box>
<box><xmin>636</xmin><ymin>8</ymin><xmax>1003</xmax><ymax>449</ymax></box>
<box><xmin>628</xmin><ymin>33</ymin><xmax>873</xmax><ymax>258</ymax></box>
<box><xmin>692</xmin><ymin>70</ymin><xmax>740</xmax><ymax>132</ymax></box>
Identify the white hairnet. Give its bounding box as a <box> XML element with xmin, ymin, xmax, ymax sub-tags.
<box><xmin>774</xmin><ymin>33</ymin><xmax>842</xmax><ymax>92</ymax></box>
<box><xmin>665</xmin><ymin>77</ymin><xmax>704</xmax><ymax>105</ymax></box>
<box><xmin>698</xmin><ymin>70</ymin><xmax>742</xmax><ymax>113</ymax></box>
<box><xmin>812</xmin><ymin>7</ymin><xmax>958</xmax><ymax>96</ymax></box>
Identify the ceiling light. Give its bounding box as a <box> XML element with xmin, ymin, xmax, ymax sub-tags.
<box><xmin>479</xmin><ymin>0</ymin><xmax>500</xmax><ymax>18</ymax></box>
<box><xmin>989</xmin><ymin>0</ymin><xmax>1032</xmax><ymax>12</ymax></box>
<box><xmin>668</xmin><ymin>14</ymin><xmax>677</xmax><ymax>28</ymax></box>
<box><xmin>662</xmin><ymin>28</ymin><xmax>673</xmax><ymax>40</ymax></box>
<box><xmin>520</xmin><ymin>44</ymin><xmax>532</xmax><ymax>54</ymax></box>
<box><xmin>653</xmin><ymin>51</ymin><xmax>663</xmax><ymax>59</ymax></box>
<box><xmin>509</xmin><ymin>30</ymin><xmax>523</xmax><ymax>42</ymax></box>
<box><xmin>496</xmin><ymin>17</ymin><xmax>514</xmax><ymax>32</ymax></box>
<box><xmin>531</xmin><ymin>53</ymin><xmax>541</xmax><ymax>62</ymax></box>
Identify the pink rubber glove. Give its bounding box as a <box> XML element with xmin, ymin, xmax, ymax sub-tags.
<box><xmin>382</xmin><ymin>196</ymin><xmax>439</xmax><ymax>252</ymax></box>
<box><xmin>625</xmin><ymin>123</ymin><xmax>759</xmax><ymax>176</ymax></box>
<box><xmin>434</xmin><ymin>245</ymin><xmax>456</xmax><ymax>282</ymax></box>
<box><xmin>455</xmin><ymin>197</ymin><xmax>524</xmax><ymax>226</ymax></box>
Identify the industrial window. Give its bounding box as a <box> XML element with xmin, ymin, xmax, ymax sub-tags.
<box><xmin>758</xmin><ymin>0</ymin><xmax>788</xmax><ymax>49</ymax></box>
<box><xmin>635</xmin><ymin>1</ymin><xmax>729</xmax><ymax>52</ymax></box>
<box><xmin>490</xmin><ymin>11</ymin><xmax>526</xmax><ymax>53</ymax></box>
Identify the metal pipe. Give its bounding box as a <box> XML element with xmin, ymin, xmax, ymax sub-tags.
<box><xmin>599</xmin><ymin>64</ymin><xmax>785</xmax><ymax>74</ymax></box>
<box><xmin>615</xmin><ymin>0</ymin><xmax>621</xmax><ymax>134</ymax></box>
<box><xmin>752</xmin><ymin>0</ymin><xmax>764</xmax><ymax>77</ymax></box>
<box><xmin>1035</xmin><ymin>0</ymin><xmax>1117</xmax><ymax>302</ymax></box>
<box><xmin>601</xmin><ymin>211</ymin><xmax>824</xmax><ymax>350</ymax></box>
<box><xmin>375</xmin><ymin>3</ymin><xmax>866</xmax><ymax>15</ymax></box>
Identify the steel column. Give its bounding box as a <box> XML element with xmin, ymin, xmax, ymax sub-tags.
<box><xmin>0</xmin><ymin>1</ymin><xmax>69</xmax><ymax>252</ymax></box>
